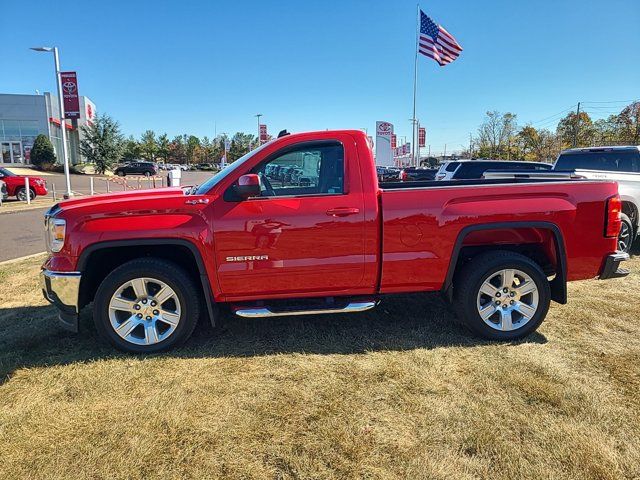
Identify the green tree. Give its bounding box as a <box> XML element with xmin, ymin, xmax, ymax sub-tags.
<box><xmin>616</xmin><ymin>101</ymin><xmax>640</xmax><ymax>145</ymax></box>
<box><xmin>122</xmin><ymin>136</ymin><xmax>141</xmax><ymax>163</ymax></box>
<box><xmin>30</xmin><ymin>134</ymin><xmax>56</xmax><ymax>168</ymax></box>
<box><xmin>79</xmin><ymin>114</ymin><xmax>124</xmax><ymax>174</ymax></box>
<box><xmin>557</xmin><ymin>111</ymin><xmax>595</xmax><ymax>148</ymax></box>
<box><xmin>139</xmin><ymin>130</ymin><xmax>158</xmax><ymax>161</ymax></box>
<box><xmin>157</xmin><ymin>133</ymin><xmax>170</xmax><ymax>163</ymax></box>
<box><xmin>186</xmin><ymin>135</ymin><xmax>201</xmax><ymax>165</ymax></box>
<box><xmin>168</xmin><ymin>136</ymin><xmax>186</xmax><ymax>164</ymax></box>
<box><xmin>229</xmin><ymin>132</ymin><xmax>256</xmax><ymax>162</ymax></box>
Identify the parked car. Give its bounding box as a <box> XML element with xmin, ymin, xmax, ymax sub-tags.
<box><xmin>553</xmin><ymin>146</ymin><xmax>640</xmax><ymax>253</ymax></box>
<box><xmin>399</xmin><ymin>167</ymin><xmax>438</xmax><ymax>181</ymax></box>
<box><xmin>435</xmin><ymin>160</ymin><xmax>552</xmax><ymax>180</ymax></box>
<box><xmin>0</xmin><ymin>167</ymin><xmax>48</xmax><ymax>200</ymax></box>
<box><xmin>41</xmin><ymin>129</ymin><xmax>627</xmax><ymax>353</ymax></box>
<box><xmin>114</xmin><ymin>162</ymin><xmax>158</xmax><ymax>177</ymax></box>
<box><xmin>484</xmin><ymin>146</ymin><xmax>640</xmax><ymax>253</ymax></box>
<box><xmin>0</xmin><ymin>180</ymin><xmax>7</xmax><ymax>202</ymax></box>
<box><xmin>376</xmin><ymin>166</ymin><xmax>401</xmax><ymax>183</ymax></box>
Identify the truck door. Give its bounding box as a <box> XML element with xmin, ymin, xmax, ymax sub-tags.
<box><xmin>212</xmin><ymin>138</ymin><xmax>367</xmax><ymax>299</ymax></box>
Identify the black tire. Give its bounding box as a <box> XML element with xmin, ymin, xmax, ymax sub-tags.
<box><xmin>618</xmin><ymin>213</ymin><xmax>634</xmax><ymax>254</ymax></box>
<box><xmin>16</xmin><ymin>187</ymin><xmax>36</xmax><ymax>201</ymax></box>
<box><xmin>144</xmin><ymin>171</ymin><xmax>151</xmax><ymax>177</ymax></box>
<box><xmin>117</xmin><ymin>170</ymin><xmax>126</xmax><ymax>177</ymax></box>
<box><xmin>93</xmin><ymin>258</ymin><xmax>201</xmax><ymax>353</ymax></box>
<box><xmin>453</xmin><ymin>250</ymin><xmax>551</xmax><ymax>341</ymax></box>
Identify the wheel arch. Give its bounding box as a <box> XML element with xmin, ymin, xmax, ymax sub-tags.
<box><xmin>77</xmin><ymin>238</ymin><xmax>217</xmax><ymax>326</ymax></box>
<box><xmin>442</xmin><ymin>221</ymin><xmax>567</xmax><ymax>304</ymax></box>
<box><xmin>620</xmin><ymin>198</ymin><xmax>639</xmax><ymax>230</ymax></box>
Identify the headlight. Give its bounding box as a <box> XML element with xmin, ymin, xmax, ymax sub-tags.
<box><xmin>47</xmin><ymin>218</ymin><xmax>66</xmax><ymax>252</ymax></box>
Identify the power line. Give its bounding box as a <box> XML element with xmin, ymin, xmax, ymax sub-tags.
<box><xmin>529</xmin><ymin>105</ymin><xmax>576</xmax><ymax>126</ymax></box>
<box><xmin>581</xmin><ymin>99</ymin><xmax>637</xmax><ymax>104</ymax></box>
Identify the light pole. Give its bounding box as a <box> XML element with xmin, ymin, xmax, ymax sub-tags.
<box><xmin>31</xmin><ymin>46</ymin><xmax>73</xmax><ymax>198</ymax></box>
<box><xmin>255</xmin><ymin>113</ymin><xmax>263</xmax><ymax>146</ymax></box>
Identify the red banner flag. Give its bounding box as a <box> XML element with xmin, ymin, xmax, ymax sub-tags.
<box><xmin>259</xmin><ymin>124</ymin><xmax>268</xmax><ymax>144</ymax></box>
<box><xmin>391</xmin><ymin>134</ymin><xmax>397</xmax><ymax>149</ymax></box>
<box><xmin>60</xmin><ymin>72</ymin><xmax>80</xmax><ymax>119</ymax></box>
<box><xmin>418</xmin><ymin>127</ymin><xmax>426</xmax><ymax>147</ymax></box>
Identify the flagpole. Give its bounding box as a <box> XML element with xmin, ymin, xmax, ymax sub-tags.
<box><xmin>411</xmin><ymin>4</ymin><xmax>420</xmax><ymax>167</ymax></box>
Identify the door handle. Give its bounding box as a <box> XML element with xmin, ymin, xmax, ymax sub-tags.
<box><xmin>326</xmin><ymin>207</ymin><xmax>360</xmax><ymax>217</ymax></box>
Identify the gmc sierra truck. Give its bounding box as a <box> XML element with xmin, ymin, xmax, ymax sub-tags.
<box><xmin>41</xmin><ymin>130</ymin><xmax>629</xmax><ymax>353</ymax></box>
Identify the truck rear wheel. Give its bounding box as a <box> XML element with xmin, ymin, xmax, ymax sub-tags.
<box><xmin>453</xmin><ymin>251</ymin><xmax>550</xmax><ymax>341</ymax></box>
<box><xmin>93</xmin><ymin>258</ymin><xmax>200</xmax><ymax>353</ymax></box>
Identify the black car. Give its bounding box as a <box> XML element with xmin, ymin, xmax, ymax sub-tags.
<box><xmin>114</xmin><ymin>161</ymin><xmax>158</xmax><ymax>177</ymax></box>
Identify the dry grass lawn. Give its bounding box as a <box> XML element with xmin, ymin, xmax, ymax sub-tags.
<box><xmin>0</xmin><ymin>254</ymin><xmax>639</xmax><ymax>479</ymax></box>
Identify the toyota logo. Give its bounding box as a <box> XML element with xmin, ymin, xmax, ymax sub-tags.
<box><xmin>377</xmin><ymin>122</ymin><xmax>392</xmax><ymax>133</ymax></box>
<box><xmin>63</xmin><ymin>81</ymin><xmax>77</xmax><ymax>94</ymax></box>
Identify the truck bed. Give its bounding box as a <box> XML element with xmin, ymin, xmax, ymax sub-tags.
<box><xmin>378</xmin><ymin>179</ymin><xmax>619</xmax><ymax>293</ymax></box>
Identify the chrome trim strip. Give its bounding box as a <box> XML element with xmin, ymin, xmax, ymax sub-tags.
<box><xmin>234</xmin><ymin>301</ymin><xmax>376</xmax><ymax>318</ymax></box>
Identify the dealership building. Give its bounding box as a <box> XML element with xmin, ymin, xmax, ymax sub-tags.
<box><xmin>0</xmin><ymin>92</ymin><xmax>96</xmax><ymax>166</ymax></box>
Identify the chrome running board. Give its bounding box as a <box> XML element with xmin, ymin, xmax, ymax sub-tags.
<box><xmin>234</xmin><ymin>301</ymin><xmax>376</xmax><ymax>318</ymax></box>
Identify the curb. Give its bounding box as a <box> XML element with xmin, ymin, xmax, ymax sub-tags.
<box><xmin>0</xmin><ymin>252</ymin><xmax>47</xmax><ymax>266</ymax></box>
<box><xmin>0</xmin><ymin>204</ymin><xmax>53</xmax><ymax>215</ymax></box>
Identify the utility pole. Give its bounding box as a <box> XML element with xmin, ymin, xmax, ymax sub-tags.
<box><xmin>469</xmin><ymin>133</ymin><xmax>473</xmax><ymax>158</ymax></box>
<box><xmin>573</xmin><ymin>102</ymin><xmax>581</xmax><ymax>148</ymax></box>
<box><xmin>443</xmin><ymin>144</ymin><xmax>447</xmax><ymax>160</ymax></box>
<box><xmin>31</xmin><ymin>46</ymin><xmax>72</xmax><ymax>198</ymax></box>
<box><xmin>255</xmin><ymin>114</ymin><xmax>263</xmax><ymax>146</ymax></box>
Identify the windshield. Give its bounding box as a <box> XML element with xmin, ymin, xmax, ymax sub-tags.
<box><xmin>0</xmin><ymin>167</ymin><xmax>16</xmax><ymax>177</ymax></box>
<box><xmin>194</xmin><ymin>142</ymin><xmax>272</xmax><ymax>195</ymax></box>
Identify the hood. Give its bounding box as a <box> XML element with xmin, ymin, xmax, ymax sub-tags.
<box><xmin>52</xmin><ymin>187</ymin><xmax>187</xmax><ymax>216</ymax></box>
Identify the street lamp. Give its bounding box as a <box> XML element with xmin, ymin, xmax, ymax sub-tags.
<box><xmin>255</xmin><ymin>113</ymin><xmax>263</xmax><ymax>146</ymax></box>
<box><xmin>30</xmin><ymin>46</ymin><xmax>72</xmax><ymax>198</ymax></box>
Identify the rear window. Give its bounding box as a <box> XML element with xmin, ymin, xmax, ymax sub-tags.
<box><xmin>453</xmin><ymin>161</ymin><xmax>550</xmax><ymax>179</ymax></box>
<box><xmin>555</xmin><ymin>150</ymin><xmax>640</xmax><ymax>172</ymax></box>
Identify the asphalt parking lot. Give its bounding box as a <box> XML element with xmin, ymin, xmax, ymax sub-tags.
<box><xmin>0</xmin><ymin>171</ymin><xmax>217</xmax><ymax>262</ymax></box>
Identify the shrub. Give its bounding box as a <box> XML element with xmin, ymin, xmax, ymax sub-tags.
<box><xmin>30</xmin><ymin>134</ymin><xmax>56</xmax><ymax>168</ymax></box>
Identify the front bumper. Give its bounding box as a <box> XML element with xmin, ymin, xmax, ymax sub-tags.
<box><xmin>599</xmin><ymin>252</ymin><xmax>630</xmax><ymax>280</ymax></box>
<box><xmin>41</xmin><ymin>269</ymin><xmax>82</xmax><ymax>332</ymax></box>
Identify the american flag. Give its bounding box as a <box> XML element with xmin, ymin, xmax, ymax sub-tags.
<box><xmin>418</xmin><ymin>10</ymin><xmax>462</xmax><ymax>66</ymax></box>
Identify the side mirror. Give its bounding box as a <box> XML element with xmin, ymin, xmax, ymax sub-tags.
<box><xmin>235</xmin><ymin>174</ymin><xmax>261</xmax><ymax>199</ymax></box>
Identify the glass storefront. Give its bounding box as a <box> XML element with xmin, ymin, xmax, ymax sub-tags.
<box><xmin>0</xmin><ymin>119</ymin><xmax>41</xmax><ymax>164</ymax></box>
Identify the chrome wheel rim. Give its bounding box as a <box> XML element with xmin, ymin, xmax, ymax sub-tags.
<box><xmin>108</xmin><ymin>277</ymin><xmax>181</xmax><ymax>346</ymax></box>
<box><xmin>618</xmin><ymin>221</ymin><xmax>631</xmax><ymax>252</ymax></box>
<box><xmin>476</xmin><ymin>268</ymin><xmax>539</xmax><ymax>331</ymax></box>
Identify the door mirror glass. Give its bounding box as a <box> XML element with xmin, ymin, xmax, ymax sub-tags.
<box><xmin>235</xmin><ymin>174</ymin><xmax>261</xmax><ymax>199</ymax></box>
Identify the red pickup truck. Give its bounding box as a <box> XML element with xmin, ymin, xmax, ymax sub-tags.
<box><xmin>41</xmin><ymin>130</ymin><xmax>629</xmax><ymax>353</ymax></box>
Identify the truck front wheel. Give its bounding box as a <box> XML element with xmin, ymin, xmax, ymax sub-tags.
<box><xmin>93</xmin><ymin>258</ymin><xmax>200</xmax><ymax>353</ymax></box>
<box><xmin>453</xmin><ymin>251</ymin><xmax>550</xmax><ymax>341</ymax></box>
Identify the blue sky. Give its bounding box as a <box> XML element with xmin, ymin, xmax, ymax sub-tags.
<box><xmin>1</xmin><ymin>0</ymin><xmax>638</xmax><ymax>154</ymax></box>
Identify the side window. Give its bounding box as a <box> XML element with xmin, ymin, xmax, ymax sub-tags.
<box><xmin>253</xmin><ymin>142</ymin><xmax>344</xmax><ymax>197</ymax></box>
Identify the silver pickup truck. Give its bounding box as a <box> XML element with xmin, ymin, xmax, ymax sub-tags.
<box><xmin>483</xmin><ymin>146</ymin><xmax>640</xmax><ymax>253</ymax></box>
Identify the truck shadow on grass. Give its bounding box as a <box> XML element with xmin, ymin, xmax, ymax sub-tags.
<box><xmin>0</xmin><ymin>293</ymin><xmax>546</xmax><ymax>383</ymax></box>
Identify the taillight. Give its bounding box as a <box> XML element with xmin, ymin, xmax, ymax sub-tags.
<box><xmin>605</xmin><ymin>195</ymin><xmax>622</xmax><ymax>238</ymax></box>
<box><xmin>400</xmin><ymin>170</ymin><xmax>408</xmax><ymax>181</ymax></box>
